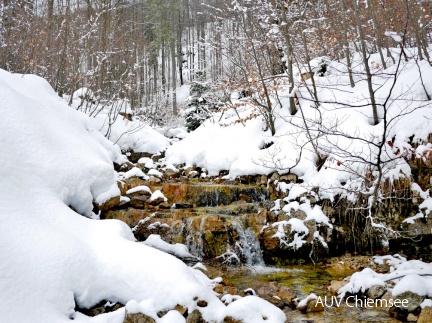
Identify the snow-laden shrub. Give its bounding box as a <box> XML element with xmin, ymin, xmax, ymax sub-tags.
<box><xmin>183</xmin><ymin>82</ymin><xmax>220</xmax><ymax>132</ymax></box>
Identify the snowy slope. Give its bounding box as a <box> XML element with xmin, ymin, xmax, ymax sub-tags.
<box><xmin>69</xmin><ymin>92</ymin><xmax>172</xmax><ymax>154</ymax></box>
<box><xmin>166</xmin><ymin>48</ymin><xmax>432</xmax><ymax>192</ymax></box>
<box><xmin>0</xmin><ymin>69</ymin><xmax>285</xmax><ymax>323</ymax></box>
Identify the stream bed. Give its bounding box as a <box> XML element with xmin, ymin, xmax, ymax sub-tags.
<box><xmin>221</xmin><ymin>263</ymin><xmax>402</xmax><ymax>323</ymax></box>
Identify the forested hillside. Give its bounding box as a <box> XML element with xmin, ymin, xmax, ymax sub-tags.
<box><xmin>1</xmin><ymin>0</ymin><xmax>430</xmax><ymax>121</ymax></box>
<box><xmin>1</xmin><ymin>1</ymin><xmax>432</xmax><ymax>323</ymax></box>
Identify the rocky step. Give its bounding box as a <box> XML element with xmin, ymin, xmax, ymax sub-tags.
<box><xmin>161</xmin><ymin>182</ymin><xmax>268</xmax><ymax>207</ymax></box>
<box><xmin>105</xmin><ymin>202</ymin><xmax>267</xmax><ymax>228</ymax></box>
<box><xmin>105</xmin><ymin>205</ymin><xmax>267</xmax><ymax>261</ymax></box>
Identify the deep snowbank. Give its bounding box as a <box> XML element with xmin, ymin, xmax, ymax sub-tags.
<box><xmin>69</xmin><ymin>90</ymin><xmax>172</xmax><ymax>154</ymax></box>
<box><xmin>0</xmin><ymin>69</ymin><xmax>285</xmax><ymax>323</ymax></box>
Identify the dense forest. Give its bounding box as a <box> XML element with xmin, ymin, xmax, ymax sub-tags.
<box><xmin>1</xmin><ymin>0</ymin><xmax>430</xmax><ymax>122</ymax></box>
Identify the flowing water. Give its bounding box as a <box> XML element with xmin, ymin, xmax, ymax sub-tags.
<box><xmin>223</xmin><ymin>264</ymin><xmax>402</xmax><ymax>323</ymax></box>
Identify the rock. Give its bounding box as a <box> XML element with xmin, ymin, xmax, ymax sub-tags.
<box><xmin>326</xmin><ymin>262</ymin><xmax>352</xmax><ymax>276</ymax></box>
<box><xmin>97</xmin><ymin>195</ymin><xmax>120</xmax><ymax>211</ymax></box>
<box><xmin>130</xmin><ymin>196</ymin><xmax>150</xmax><ymax>208</ymax></box>
<box><xmin>393</xmin><ymin>291</ymin><xmax>425</xmax><ymax>312</ymax></box>
<box><xmin>77</xmin><ymin>301</ymin><xmax>122</xmax><ymax>316</ymax></box>
<box><xmin>119</xmin><ymin>197</ymin><xmax>130</xmax><ymax>207</ymax></box>
<box><xmin>407</xmin><ymin>313</ymin><xmax>419</xmax><ymax>322</ymax></box>
<box><xmin>174</xmin><ymin>304</ymin><xmax>188</xmax><ymax>317</ymax></box>
<box><xmin>328</xmin><ymin>280</ymin><xmax>348</xmax><ymax>294</ymax></box>
<box><xmin>237</xmin><ymin>175</ymin><xmax>254</xmax><ymax>184</ymax></box>
<box><xmin>389</xmin><ymin>305</ymin><xmax>409</xmax><ymax>321</ymax></box>
<box><xmin>118</xmin><ymin>181</ymin><xmax>128</xmax><ymax>196</ymax></box>
<box><xmin>104</xmin><ymin>208</ymin><xmax>146</xmax><ymax>226</ymax></box>
<box><xmin>126</xmin><ymin>189</ymin><xmax>151</xmax><ymax>198</ymax></box>
<box><xmin>129</xmin><ymin>152</ymin><xmax>152</xmax><ymax>163</ymax></box>
<box><xmin>279</xmin><ymin>174</ymin><xmax>297</xmax><ymax>183</ymax></box>
<box><xmin>238</xmin><ymin>194</ymin><xmax>251</xmax><ymax>203</ymax></box>
<box><xmin>158</xmin><ymin>202</ymin><xmax>171</xmax><ymax>209</ymax></box>
<box><xmin>230</xmin><ymin>200</ymin><xmax>247</xmax><ymax>206</ymax></box>
<box><xmin>148</xmin><ymin>176</ymin><xmax>161</xmax><ymax>184</ymax></box>
<box><xmin>367</xmin><ymin>285</ymin><xmax>386</xmax><ymax>300</ymax></box>
<box><xmin>123</xmin><ymin>312</ymin><xmax>156</xmax><ymax>323</ymax></box>
<box><xmin>188</xmin><ymin>171</ymin><xmax>199</xmax><ymax>178</ymax></box>
<box><xmin>260</xmin><ymin>226</ymin><xmax>280</xmax><ymax>252</ymax></box>
<box><xmin>147</xmin><ymin>196</ymin><xmax>166</xmax><ymax>206</ymax></box>
<box><xmin>418</xmin><ymin>306</ymin><xmax>432</xmax><ymax>323</ymax></box>
<box><xmin>157</xmin><ymin>310</ymin><xmax>168</xmax><ymax>318</ymax></box>
<box><xmin>214</xmin><ymin>284</ymin><xmax>224</xmax><ymax>294</ymax></box>
<box><xmin>307</xmin><ymin>299</ymin><xmax>325</xmax><ymax>312</ymax></box>
<box><xmin>269</xmin><ymin>172</ymin><xmax>280</xmax><ymax>182</ymax></box>
<box><xmin>174</xmin><ymin>202</ymin><xmax>193</xmax><ymax>209</ymax></box>
<box><xmin>123</xmin><ymin>177</ymin><xmax>148</xmax><ymax>190</ymax></box>
<box><xmin>163</xmin><ymin>169</ymin><xmax>180</xmax><ymax>179</ymax></box>
<box><xmin>290</xmin><ymin>209</ymin><xmax>307</xmax><ymax>220</ymax></box>
<box><xmin>223</xmin><ymin>317</ymin><xmax>243</xmax><ymax>323</ymax></box>
<box><xmin>274</xmin><ymin>286</ymin><xmax>296</xmax><ymax>303</ymax></box>
<box><xmin>224</xmin><ymin>286</ymin><xmax>239</xmax><ymax>295</ymax></box>
<box><xmin>184</xmin><ymin>166</ymin><xmax>196</xmax><ymax>176</ymax></box>
<box><xmin>115</xmin><ymin>161</ymin><xmax>135</xmax><ymax>172</ymax></box>
<box><xmin>256</xmin><ymin>175</ymin><xmax>267</xmax><ymax>186</ymax></box>
<box><xmin>197</xmin><ymin>300</ymin><xmax>207</xmax><ymax>307</ymax></box>
<box><xmin>213</xmin><ymin>177</ymin><xmax>224</xmax><ymax>184</ymax></box>
<box><xmin>244</xmin><ymin>288</ymin><xmax>256</xmax><ymax>296</ymax></box>
<box><xmin>151</xmin><ymin>153</ymin><xmax>164</xmax><ymax>162</ymax></box>
<box><xmin>186</xmin><ymin>309</ymin><xmax>205</xmax><ymax>323</ymax></box>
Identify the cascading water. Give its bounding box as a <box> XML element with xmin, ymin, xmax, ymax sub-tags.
<box><xmin>231</xmin><ymin>222</ymin><xmax>265</xmax><ymax>266</ymax></box>
<box><xmin>185</xmin><ymin>217</ymin><xmax>206</xmax><ymax>259</ymax></box>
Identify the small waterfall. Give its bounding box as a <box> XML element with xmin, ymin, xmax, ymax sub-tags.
<box><xmin>214</xmin><ymin>189</ymin><xmax>220</xmax><ymax>206</ymax></box>
<box><xmin>185</xmin><ymin>218</ymin><xmax>205</xmax><ymax>259</ymax></box>
<box><xmin>232</xmin><ymin>222</ymin><xmax>264</xmax><ymax>266</ymax></box>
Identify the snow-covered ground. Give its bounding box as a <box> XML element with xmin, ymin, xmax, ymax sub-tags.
<box><xmin>339</xmin><ymin>255</ymin><xmax>432</xmax><ymax>308</ymax></box>
<box><xmin>166</xmin><ymin>48</ymin><xmax>432</xmax><ymax>188</ymax></box>
<box><xmin>0</xmin><ymin>69</ymin><xmax>286</xmax><ymax>322</ymax></box>
<box><xmin>69</xmin><ymin>89</ymin><xmax>172</xmax><ymax>154</ymax></box>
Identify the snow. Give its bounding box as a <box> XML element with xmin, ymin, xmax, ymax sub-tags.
<box><xmin>339</xmin><ymin>258</ymin><xmax>432</xmax><ymax>303</ymax></box>
<box><xmin>148</xmin><ymin>168</ymin><xmax>163</xmax><ymax>178</ymax></box>
<box><xmin>143</xmin><ymin>234</ymin><xmax>197</xmax><ymax>259</ymax></box>
<box><xmin>421</xmin><ymin>299</ymin><xmax>432</xmax><ymax>309</ymax></box>
<box><xmin>221</xmin><ymin>294</ymin><xmax>242</xmax><ymax>305</ymax></box>
<box><xmin>120</xmin><ymin>167</ymin><xmax>149</xmax><ymax>180</ymax></box>
<box><xmin>0</xmin><ymin>69</ymin><xmax>286</xmax><ymax>323</ymax></box>
<box><xmin>223</xmin><ymin>296</ymin><xmax>286</xmax><ymax>323</ymax></box>
<box><xmin>149</xmin><ymin>190</ymin><xmax>168</xmax><ymax>202</ymax></box>
<box><xmin>338</xmin><ymin>268</ymin><xmax>386</xmax><ymax>297</ymax></box>
<box><xmin>373</xmin><ymin>254</ymin><xmax>406</xmax><ymax>269</ymax></box>
<box><xmin>138</xmin><ymin>157</ymin><xmax>156</xmax><ymax>169</ymax></box>
<box><xmin>166</xmin><ymin>49</ymin><xmax>432</xmax><ymax>197</ymax></box>
<box><xmin>126</xmin><ymin>185</ymin><xmax>152</xmax><ymax>195</ymax></box>
<box><xmin>297</xmin><ymin>293</ymin><xmax>317</xmax><ymax>308</ymax></box>
<box><xmin>385</xmin><ymin>31</ymin><xmax>402</xmax><ymax>43</ymax></box>
<box><xmin>70</xmin><ymin>97</ymin><xmax>171</xmax><ymax>154</ymax></box>
<box><xmin>285</xmin><ymin>186</ymin><xmax>308</xmax><ymax>201</ymax></box>
<box><xmin>392</xmin><ymin>274</ymin><xmax>428</xmax><ymax>297</ymax></box>
<box><xmin>73</xmin><ymin>87</ymin><xmax>94</xmax><ymax>99</ymax></box>
<box><xmin>176</xmin><ymin>84</ymin><xmax>192</xmax><ymax>105</ymax></box>
<box><xmin>271</xmin><ymin>219</ymin><xmax>309</xmax><ymax>250</ymax></box>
